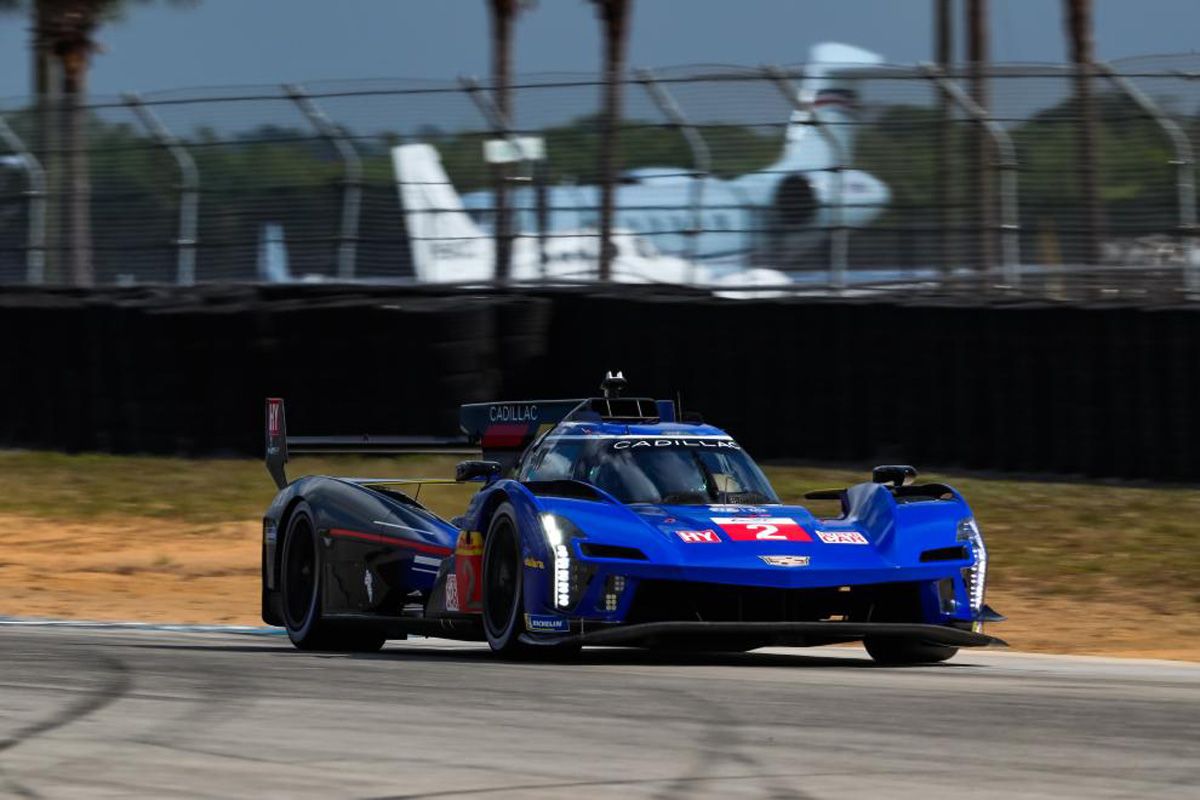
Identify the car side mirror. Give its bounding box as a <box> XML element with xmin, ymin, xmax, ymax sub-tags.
<box><xmin>872</xmin><ymin>464</ymin><xmax>918</xmax><ymax>487</ymax></box>
<box><xmin>456</xmin><ymin>460</ymin><xmax>501</xmax><ymax>483</ymax></box>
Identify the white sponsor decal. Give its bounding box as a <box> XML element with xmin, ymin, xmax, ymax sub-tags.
<box><xmin>816</xmin><ymin>530</ymin><xmax>869</xmax><ymax>545</ymax></box>
<box><xmin>445</xmin><ymin>577</ymin><xmax>460</xmax><ymax>612</ymax></box>
<box><xmin>613</xmin><ymin>438</ymin><xmax>741</xmax><ymax>450</ymax></box>
<box><xmin>546</xmin><ymin>434</ymin><xmax>734</xmax><ymax>441</ymax></box>
<box><xmin>489</xmin><ymin>403</ymin><xmax>539</xmax><ymax>422</ymax></box>
<box><xmin>759</xmin><ymin>555</ymin><xmax>811</xmax><ymax>567</ymax></box>
<box><xmin>675</xmin><ymin>529</ymin><xmax>721</xmax><ymax>544</ymax></box>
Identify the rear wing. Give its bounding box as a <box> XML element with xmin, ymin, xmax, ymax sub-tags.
<box><xmin>459</xmin><ymin>396</ymin><xmax>677</xmax><ymax>473</ymax></box>
<box><xmin>265</xmin><ymin>398</ymin><xmax>474</xmax><ymax>489</ymax></box>
<box><xmin>267</xmin><ymin>389</ymin><xmax>680</xmax><ymax>488</ymax></box>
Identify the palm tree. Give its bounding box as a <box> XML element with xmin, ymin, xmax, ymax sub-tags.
<box><xmin>966</xmin><ymin>0</ymin><xmax>993</xmax><ymax>273</ymax></box>
<box><xmin>590</xmin><ymin>0</ymin><xmax>631</xmax><ymax>281</ymax></box>
<box><xmin>1064</xmin><ymin>0</ymin><xmax>1102</xmax><ymax>265</ymax></box>
<box><xmin>486</xmin><ymin>0</ymin><xmax>532</xmax><ymax>282</ymax></box>
<box><xmin>2</xmin><ymin>1</ymin><xmax>195</xmax><ymax>286</ymax></box>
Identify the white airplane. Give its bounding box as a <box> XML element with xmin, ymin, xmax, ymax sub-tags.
<box><xmin>459</xmin><ymin>42</ymin><xmax>890</xmax><ymax>269</ymax></box>
<box><xmin>392</xmin><ymin>142</ymin><xmax>792</xmax><ymax>291</ymax></box>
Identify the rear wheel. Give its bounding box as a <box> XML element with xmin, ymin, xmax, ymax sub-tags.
<box><xmin>280</xmin><ymin>502</ymin><xmax>385</xmax><ymax>653</ymax></box>
<box><xmin>864</xmin><ymin>637</ymin><xmax>957</xmax><ymax>665</ymax></box>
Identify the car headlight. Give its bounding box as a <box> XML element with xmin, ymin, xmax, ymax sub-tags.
<box><xmin>956</xmin><ymin>517</ymin><xmax>988</xmax><ymax>616</ymax></box>
<box><xmin>540</xmin><ymin>513</ymin><xmax>586</xmax><ymax>610</ymax></box>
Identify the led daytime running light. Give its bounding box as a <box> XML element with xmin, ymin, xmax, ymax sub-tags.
<box><xmin>541</xmin><ymin>513</ymin><xmax>575</xmax><ymax>609</ymax></box>
<box><xmin>957</xmin><ymin>517</ymin><xmax>988</xmax><ymax>614</ymax></box>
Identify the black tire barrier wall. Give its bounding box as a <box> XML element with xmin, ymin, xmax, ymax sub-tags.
<box><xmin>0</xmin><ymin>287</ymin><xmax>1195</xmax><ymax>481</ymax></box>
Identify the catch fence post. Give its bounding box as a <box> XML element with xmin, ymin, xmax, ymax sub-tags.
<box><xmin>0</xmin><ymin>113</ymin><xmax>47</xmax><ymax>284</ymax></box>
<box><xmin>462</xmin><ymin>76</ymin><xmax>535</xmax><ymax>282</ymax></box>
<box><xmin>123</xmin><ymin>93</ymin><xmax>199</xmax><ymax>285</ymax></box>
<box><xmin>285</xmin><ymin>84</ymin><xmax>362</xmax><ymax>281</ymax></box>
<box><xmin>765</xmin><ymin>65</ymin><xmax>849</xmax><ymax>290</ymax></box>
<box><xmin>1098</xmin><ymin>63</ymin><xmax>1198</xmax><ymax>294</ymax></box>
<box><xmin>920</xmin><ymin>64</ymin><xmax>1020</xmax><ymax>286</ymax></box>
<box><xmin>635</xmin><ymin>68</ymin><xmax>711</xmax><ymax>283</ymax></box>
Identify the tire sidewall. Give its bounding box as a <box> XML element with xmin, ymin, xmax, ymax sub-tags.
<box><xmin>281</xmin><ymin>501</ymin><xmax>322</xmax><ymax>643</ymax></box>
<box><xmin>482</xmin><ymin>503</ymin><xmax>525</xmax><ymax>652</ymax></box>
<box><xmin>864</xmin><ymin>637</ymin><xmax>958</xmax><ymax>665</ymax></box>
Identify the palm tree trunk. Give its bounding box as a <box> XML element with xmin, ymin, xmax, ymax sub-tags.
<box><xmin>1065</xmin><ymin>0</ymin><xmax>1103</xmax><ymax>265</ymax></box>
<box><xmin>935</xmin><ymin>0</ymin><xmax>954</xmax><ymax>274</ymax></box>
<box><xmin>488</xmin><ymin>0</ymin><xmax>515</xmax><ymax>284</ymax></box>
<box><xmin>32</xmin><ymin>0</ymin><xmax>60</xmax><ymax>283</ymax></box>
<box><xmin>595</xmin><ymin>0</ymin><xmax>630</xmax><ymax>282</ymax></box>
<box><xmin>60</xmin><ymin>45</ymin><xmax>92</xmax><ymax>287</ymax></box>
<box><xmin>966</xmin><ymin>0</ymin><xmax>994</xmax><ymax>273</ymax></box>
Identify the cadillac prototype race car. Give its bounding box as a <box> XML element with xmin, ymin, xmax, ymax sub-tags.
<box><xmin>261</xmin><ymin>373</ymin><xmax>1005</xmax><ymax>664</ymax></box>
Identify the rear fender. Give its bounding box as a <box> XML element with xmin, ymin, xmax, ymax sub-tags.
<box><xmin>264</xmin><ymin>476</ymin><xmax>457</xmax><ymax>619</ymax></box>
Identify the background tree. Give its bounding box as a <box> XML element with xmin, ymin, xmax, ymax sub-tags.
<box><xmin>1065</xmin><ymin>0</ymin><xmax>1103</xmax><ymax>265</ymax></box>
<box><xmin>0</xmin><ymin>0</ymin><xmax>196</xmax><ymax>286</ymax></box>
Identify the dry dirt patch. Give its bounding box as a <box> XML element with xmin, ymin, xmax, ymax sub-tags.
<box><xmin>0</xmin><ymin>514</ymin><xmax>262</xmax><ymax>625</ymax></box>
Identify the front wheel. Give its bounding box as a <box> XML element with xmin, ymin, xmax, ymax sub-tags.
<box><xmin>864</xmin><ymin>637</ymin><xmax>958</xmax><ymax>665</ymax></box>
<box><xmin>481</xmin><ymin>504</ymin><xmax>532</xmax><ymax>657</ymax></box>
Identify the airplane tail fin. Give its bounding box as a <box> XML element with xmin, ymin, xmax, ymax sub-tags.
<box><xmin>392</xmin><ymin>143</ymin><xmax>491</xmax><ymax>283</ymax></box>
<box><xmin>777</xmin><ymin>42</ymin><xmax>884</xmax><ymax>171</ymax></box>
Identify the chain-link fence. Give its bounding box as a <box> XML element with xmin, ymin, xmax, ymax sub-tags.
<box><xmin>3</xmin><ymin>56</ymin><xmax>1200</xmax><ymax>297</ymax></box>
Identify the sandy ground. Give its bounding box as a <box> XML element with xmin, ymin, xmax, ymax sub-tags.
<box><xmin>1</xmin><ymin>513</ymin><xmax>1196</xmax><ymax>661</ymax></box>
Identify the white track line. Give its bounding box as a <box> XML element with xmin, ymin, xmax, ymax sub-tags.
<box><xmin>0</xmin><ymin>616</ymin><xmax>285</xmax><ymax>636</ymax></box>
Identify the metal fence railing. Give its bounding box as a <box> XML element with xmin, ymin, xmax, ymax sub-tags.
<box><xmin>3</xmin><ymin>56</ymin><xmax>1200</xmax><ymax>298</ymax></box>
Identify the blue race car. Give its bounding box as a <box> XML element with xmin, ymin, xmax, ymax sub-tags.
<box><xmin>261</xmin><ymin>372</ymin><xmax>1004</xmax><ymax>664</ymax></box>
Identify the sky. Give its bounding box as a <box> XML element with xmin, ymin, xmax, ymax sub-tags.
<box><xmin>1</xmin><ymin>0</ymin><xmax>1198</xmax><ymax>99</ymax></box>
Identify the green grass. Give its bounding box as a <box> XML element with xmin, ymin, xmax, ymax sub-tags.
<box><xmin>1</xmin><ymin>450</ymin><xmax>1196</xmax><ymax>604</ymax></box>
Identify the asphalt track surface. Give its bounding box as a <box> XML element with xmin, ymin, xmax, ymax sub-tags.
<box><xmin>1</xmin><ymin>626</ymin><xmax>1198</xmax><ymax>799</ymax></box>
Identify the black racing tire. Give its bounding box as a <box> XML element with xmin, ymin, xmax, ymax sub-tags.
<box><xmin>481</xmin><ymin>503</ymin><xmax>533</xmax><ymax>657</ymax></box>
<box><xmin>864</xmin><ymin>637</ymin><xmax>958</xmax><ymax>665</ymax></box>
<box><xmin>280</xmin><ymin>502</ymin><xmax>385</xmax><ymax>653</ymax></box>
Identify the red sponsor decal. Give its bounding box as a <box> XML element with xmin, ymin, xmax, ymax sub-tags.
<box><xmin>481</xmin><ymin>423</ymin><xmax>530</xmax><ymax>448</ymax></box>
<box><xmin>454</xmin><ymin>532</ymin><xmax>484</xmax><ymax>612</ymax></box>
<box><xmin>267</xmin><ymin>398</ymin><xmax>282</xmax><ymax>436</ymax></box>
<box><xmin>711</xmin><ymin>517</ymin><xmax>812</xmax><ymax>542</ymax></box>
<box><xmin>675</xmin><ymin>529</ymin><xmax>721</xmax><ymax>544</ymax></box>
<box><xmin>816</xmin><ymin>530</ymin><xmax>869</xmax><ymax>545</ymax></box>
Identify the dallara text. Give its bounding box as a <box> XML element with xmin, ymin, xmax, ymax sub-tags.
<box><xmin>261</xmin><ymin>373</ymin><xmax>1004</xmax><ymax>664</ymax></box>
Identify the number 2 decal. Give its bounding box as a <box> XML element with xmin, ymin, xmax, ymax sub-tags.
<box><xmin>748</xmin><ymin>523</ymin><xmax>782</xmax><ymax>540</ymax></box>
<box><xmin>711</xmin><ymin>518</ymin><xmax>812</xmax><ymax>542</ymax></box>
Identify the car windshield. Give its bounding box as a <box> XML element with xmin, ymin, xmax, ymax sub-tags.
<box><xmin>523</xmin><ymin>436</ymin><xmax>779</xmax><ymax>506</ymax></box>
